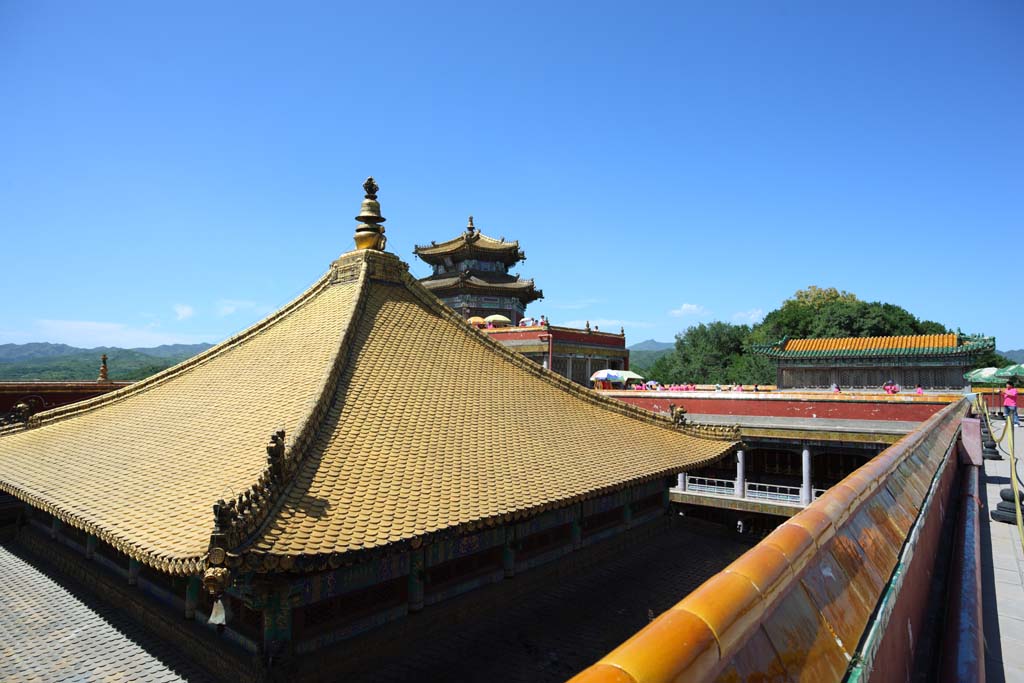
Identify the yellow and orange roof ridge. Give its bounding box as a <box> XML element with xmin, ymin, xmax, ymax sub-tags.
<box><xmin>0</xmin><ymin>186</ymin><xmax>737</xmax><ymax>577</ymax></box>
<box><xmin>753</xmin><ymin>333</ymin><xmax>994</xmax><ymax>359</ymax></box>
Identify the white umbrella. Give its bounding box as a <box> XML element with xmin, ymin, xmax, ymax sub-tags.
<box><xmin>590</xmin><ymin>369</ymin><xmax>644</xmax><ymax>383</ymax></box>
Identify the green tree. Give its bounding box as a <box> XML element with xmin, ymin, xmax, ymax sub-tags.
<box><xmin>653</xmin><ymin>285</ymin><xmax>966</xmax><ymax>388</ymax></box>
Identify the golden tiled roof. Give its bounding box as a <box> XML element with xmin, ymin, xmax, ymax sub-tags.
<box><xmin>784</xmin><ymin>333</ymin><xmax>956</xmax><ymax>352</ymax></box>
<box><xmin>0</xmin><ymin>221</ymin><xmax>735</xmax><ymax>577</ymax></box>
<box><xmin>244</xmin><ymin>255</ymin><xmax>733</xmax><ymax>567</ymax></box>
<box><xmin>753</xmin><ymin>332</ymin><xmax>994</xmax><ymax>359</ymax></box>
<box><xmin>0</xmin><ymin>272</ymin><xmax>363</xmax><ymax>574</ymax></box>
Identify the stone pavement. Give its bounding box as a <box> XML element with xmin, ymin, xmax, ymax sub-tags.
<box><xmin>982</xmin><ymin>420</ymin><xmax>1024</xmax><ymax>683</ymax></box>
<box><xmin>0</xmin><ymin>543</ymin><xmax>218</xmax><ymax>683</ymax></box>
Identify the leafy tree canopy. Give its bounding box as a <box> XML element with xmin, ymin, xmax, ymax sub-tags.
<box><xmin>640</xmin><ymin>285</ymin><xmax>991</xmax><ymax>385</ymax></box>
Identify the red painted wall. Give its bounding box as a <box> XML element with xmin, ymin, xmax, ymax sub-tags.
<box><xmin>603</xmin><ymin>391</ymin><xmax>956</xmax><ymax>422</ymax></box>
<box><xmin>0</xmin><ymin>382</ymin><xmax>130</xmax><ymax>413</ymax></box>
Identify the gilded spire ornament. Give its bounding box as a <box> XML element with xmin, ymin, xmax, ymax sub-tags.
<box><xmin>353</xmin><ymin>177</ymin><xmax>387</xmax><ymax>251</ymax></box>
<box><xmin>467</xmin><ymin>215</ymin><xmax>475</xmax><ymax>233</ymax></box>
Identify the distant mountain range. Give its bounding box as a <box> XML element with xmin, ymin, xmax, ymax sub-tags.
<box><xmin>628</xmin><ymin>339</ymin><xmax>674</xmax><ymax>351</ymax></box>
<box><xmin>627</xmin><ymin>340</ymin><xmax>673</xmax><ymax>371</ymax></box>
<box><xmin>0</xmin><ymin>343</ymin><xmax>214</xmax><ymax>381</ymax></box>
<box><xmin>1000</xmin><ymin>349</ymin><xmax>1024</xmax><ymax>364</ymax></box>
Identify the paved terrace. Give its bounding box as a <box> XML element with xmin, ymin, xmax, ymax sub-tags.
<box><xmin>0</xmin><ymin>543</ymin><xmax>217</xmax><ymax>683</ymax></box>
<box><xmin>982</xmin><ymin>420</ymin><xmax>1024</xmax><ymax>683</ymax></box>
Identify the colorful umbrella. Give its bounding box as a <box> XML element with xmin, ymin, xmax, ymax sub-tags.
<box><xmin>995</xmin><ymin>364</ymin><xmax>1024</xmax><ymax>380</ymax></box>
<box><xmin>964</xmin><ymin>367</ymin><xmax>1000</xmax><ymax>383</ymax></box>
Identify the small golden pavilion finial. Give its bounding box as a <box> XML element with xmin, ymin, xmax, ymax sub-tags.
<box><xmin>353</xmin><ymin>176</ymin><xmax>387</xmax><ymax>251</ymax></box>
<box><xmin>467</xmin><ymin>215</ymin><xmax>475</xmax><ymax>233</ymax></box>
<box><xmin>97</xmin><ymin>354</ymin><xmax>109</xmax><ymax>382</ymax></box>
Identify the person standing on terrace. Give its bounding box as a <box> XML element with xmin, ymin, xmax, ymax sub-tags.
<box><xmin>1003</xmin><ymin>381</ymin><xmax>1019</xmax><ymax>427</ymax></box>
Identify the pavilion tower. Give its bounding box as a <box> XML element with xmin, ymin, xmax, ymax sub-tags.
<box><xmin>413</xmin><ymin>216</ymin><xmax>542</xmax><ymax>323</ymax></box>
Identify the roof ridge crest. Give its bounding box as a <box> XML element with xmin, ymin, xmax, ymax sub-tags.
<box><xmin>203</xmin><ymin>253</ymin><xmax>375</xmax><ymax>578</ymax></box>
<box><xmin>398</xmin><ymin>267</ymin><xmax>738</xmax><ymax>440</ymax></box>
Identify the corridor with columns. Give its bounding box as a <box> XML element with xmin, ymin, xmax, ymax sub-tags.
<box><xmin>671</xmin><ymin>437</ymin><xmax>884</xmax><ymax>520</ymax></box>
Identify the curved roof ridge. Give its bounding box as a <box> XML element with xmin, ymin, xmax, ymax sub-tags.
<box><xmin>399</xmin><ymin>264</ymin><xmax>722</xmax><ymax>436</ymax></box>
<box><xmin>14</xmin><ymin>271</ymin><xmax>336</xmax><ymax>431</ymax></box>
<box><xmin>414</xmin><ymin>230</ymin><xmax>520</xmax><ymax>254</ymax></box>
<box><xmin>205</xmin><ymin>253</ymin><xmax>376</xmax><ymax>565</ymax></box>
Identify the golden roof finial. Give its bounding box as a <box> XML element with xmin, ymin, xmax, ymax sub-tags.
<box><xmin>467</xmin><ymin>215</ymin><xmax>475</xmax><ymax>233</ymax></box>
<box><xmin>353</xmin><ymin>177</ymin><xmax>387</xmax><ymax>251</ymax></box>
<box><xmin>97</xmin><ymin>354</ymin><xmax>110</xmax><ymax>383</ymax></box>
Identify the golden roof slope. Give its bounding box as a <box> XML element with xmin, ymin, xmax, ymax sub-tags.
<box><xmin>242</xmin><ymin>251</ymin><xmax>733</xmax><ymax>569</ymax></box>
<box><xmin>0</xmin><ymin>189</ymin><xmax>736</xmax><ymax>577</ymax></box>
<box><xmin>0</xmin><ymin>273</ymin><xmax>364</xmax><ymax>574</ymax></box>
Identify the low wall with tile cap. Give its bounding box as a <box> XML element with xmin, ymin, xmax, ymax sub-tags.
<box><xmin>603</xmin><ymin>390</ymin><xmax>960</xmax><ymax>423</ymax></box>
<box><xmin>567</xmin><ymin>397</ymin><xmax>970</xmax><ymax>683</ymax></box>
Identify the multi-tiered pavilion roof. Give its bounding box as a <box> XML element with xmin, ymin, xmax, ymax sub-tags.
<box><xmin>414</xmin><ymin>217</ymin><xmax>542</xmax><ymax>312</ymax></box>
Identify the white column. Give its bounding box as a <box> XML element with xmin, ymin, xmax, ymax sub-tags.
<box><xmin>565</xmin><ymin>356</ymin><xmax>572</xmax><ymax>378</ymax></box>
<box><xmin>677</xmin><ymin>473</ymin><xmax>686</xmax><ymax>491</ymax></box>
<box><xmin>586</xmin><ymin>356</ymin><xmax>592</xmax><ymax>380</ymax></box>
<box><xmin>801</xmin><ymin>447</ymin><xmax>812</xmax><ymax>505</ymax></box>
<box><xmin>735</xmin><ymin>450</ymin><xmax>745</xmax><ymax>498</ymax></box>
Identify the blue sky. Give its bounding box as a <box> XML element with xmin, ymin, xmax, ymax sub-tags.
<box><xmin>2</xmin><ymin>2</ymin><xmax>1021</xmax><ymax>350</ymax></box>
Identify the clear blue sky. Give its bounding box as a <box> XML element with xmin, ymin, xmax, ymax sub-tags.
<box><xmin>2</xmin><ymin>2</ymin><xmax>1021</xmax><ymax>350</ymax></box>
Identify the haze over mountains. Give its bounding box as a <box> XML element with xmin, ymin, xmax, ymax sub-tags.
<box><xmin>0</xmin><ymin>343</ymin><xmax>213</xmax><ymax>381</ymax></box>
<box><xmin>0</xmin><ymin>340</ymin><xmax>1019</xmax><ymax>383</ymax></box>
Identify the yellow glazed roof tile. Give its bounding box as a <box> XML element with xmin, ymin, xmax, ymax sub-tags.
<box><xmin>0</xmin><ymin>247</ymin><xmax>735</xmax><ymax>574</ymax></box>
<box><xmin>0</xmin><ymin>271</ymin><xmax>362</xmax><ymax>572</ymax></box>
<box><xmin>248</xmin><ymin>254</ymin><xmax>734</xmax><ymax>562</ymax></box>
<box><xmin>784</xmin><ymin>333</ymin><xmax>957</xmax><ymax>353</ymax></box>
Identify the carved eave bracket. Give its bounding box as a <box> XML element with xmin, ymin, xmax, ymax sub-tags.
<box><xmin>205</xmin><ymin>428</ymin><xmax>300</xmax><ymax>588</ymax></box>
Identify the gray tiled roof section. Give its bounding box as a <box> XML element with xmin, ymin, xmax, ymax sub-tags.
<box><xmin>0</xmin><ymin>545</ymin><xmax>190</xmax><ymax>682</ymax></box>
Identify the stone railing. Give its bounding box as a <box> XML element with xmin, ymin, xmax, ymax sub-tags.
<box><xmin>568</xmin><ymin>397</ymin><xmax>969</xmax><ymax>683</ymax></box>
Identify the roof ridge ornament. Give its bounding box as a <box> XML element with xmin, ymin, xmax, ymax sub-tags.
<box><xmin>97</xmin><ymin>354</ymin><xmax>110</xmax><ymax>383</ymax></box>
<box><xmin>467</xmin><ymin>215</ymin><xmax>475</xmax><ymax>233</ymax></box>
<box><xmin>353</xmin><ymin>177</ymin><xmax>387</xmax><ymax>251</ymax></box>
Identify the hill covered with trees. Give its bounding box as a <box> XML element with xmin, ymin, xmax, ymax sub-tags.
<box><xmin>637</xmin><ymin>287</ymin><xmax>1007</xmax><ymax>385</ymax></box>
<box><xmin>0</xmin><ymin>343</ymin><xmax>213</xmax><ymax>381</ymax></box>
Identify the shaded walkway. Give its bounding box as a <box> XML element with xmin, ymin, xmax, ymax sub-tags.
<box><xmin>982</xmin><ymin>421</ymin><xmax>1024</xmax><ymax>683</ymax></box>
<box><xmin>0</xmin><ymin>543</ymin><xmax>218</xmax><ymax>683</ymax></box>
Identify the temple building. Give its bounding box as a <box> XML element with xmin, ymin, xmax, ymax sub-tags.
<box><xmin>753</xmin><ymin>333</ymin><xmax>995</xmax><ymax>389</ymax></box>
<box><xmin>414</xmin><ymin>217</ymin><xmax>629</xmax><ymax>385</ymax></box>
<box><xmin>413</xmin><ymin>217</ymin><xmax>541</xmax><ymax>324</ymax></box>
<box><xmin>484</xmin><ymin>322</ymin><xmax>631</xmax><ymax>385</ymax></box>
<box><xmin>0</xmin><ymin>179</ymin><xmax>737</xmax><ymax>680</ymax></box>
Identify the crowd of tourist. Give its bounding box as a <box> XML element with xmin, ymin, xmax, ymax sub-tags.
<box><xmin>622</xmin><ymin>382</ymin><xmax>760</xmax><ymax>392</ymax></box>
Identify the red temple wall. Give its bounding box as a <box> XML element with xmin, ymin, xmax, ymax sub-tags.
<box><xmin>0</xmin><ymin>382</ymin><xmax>131</xmax><ymax>414</ymax></box>
<box><xmin>603</xmin><ymin>391</ymin><xmax>955</xmax><ymax>422</ymax></box>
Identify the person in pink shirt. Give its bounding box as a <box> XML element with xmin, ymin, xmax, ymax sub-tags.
<box><xmin>1003</xmin><ymin>382</ymin><xmax>1019</xmax><ymax>427</ymax></box>
<box><xmin>915</xmin><ymin>385</ymin><xmax>924</xmax><ymax>395</ymax></box>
